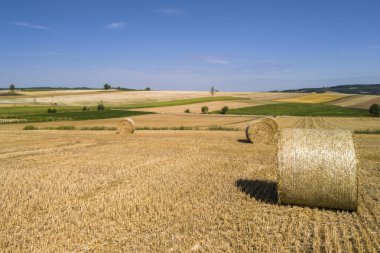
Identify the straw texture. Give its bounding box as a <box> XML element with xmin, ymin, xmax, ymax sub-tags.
<box><xmin>245</xmin><ymin>118</ymin><xmax>278</xmax><ymax>143</ymax></box>
<box><xmin>117</xmin><ymin>118</ymin><xmax>135</xmax><ymax>134</ymax></box>
<box><xmin>260</xmin><ymin>118</ymin><xmax>278</xmax><ymax>133</ymax></box>
<box><xmin>277</xmin><ymin>128</ymin><xmax>358</xmax><ymax>210</ymax></box>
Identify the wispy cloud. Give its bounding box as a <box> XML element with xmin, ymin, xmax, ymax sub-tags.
<box><xmin>241</xmin><ymin>61</ymin><xmax>293</xmax><ymax>73</ymax></box>
<box><xmin>11</xmin><ymin>21</ymin><xmax>49</xmax><ymax>30</ymax></box>
<box><xmin>202</xmin><ymin>56</ymin><xmax>230</xmax><ymax>65</ymax></box>
<box><xmin>0</xmin><ymin>51</ymin><xmax>67</xmax><ymax>57</ymax></box>
<box><xmin>155</xmin><ymin>8</ymin><xmax>183</xmax><ymax>15</ymax></box>
<box><xmin>104</xmin><ymin>22</ymin><xmax>126</xmax><ymax>29</ymax></box>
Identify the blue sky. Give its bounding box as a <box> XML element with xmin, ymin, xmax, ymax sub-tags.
<box><xmin>0</xmin><ymin>0</ymin><xmax>379</xmax><ymax>91</ymax></box>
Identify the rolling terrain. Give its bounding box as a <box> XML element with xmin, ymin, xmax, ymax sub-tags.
<box><xmin>0</xmin><ymin>89</ymin><xmax>379</xmax><ymax>251</ymax></box>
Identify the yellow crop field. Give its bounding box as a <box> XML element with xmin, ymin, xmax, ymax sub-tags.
<box><xmin>0</xmin><ymin>90</ymin><xmax>304</xmax><ymax>107</ymax></box>
<box><xmin>132</xmin><ymin>100</ymin><xmax>256</xmax><ymax>114</ymax></box>
<box><xmin>278</xmin><ymin>93</ymin><xmax>349</xmax><ymax>103</ymax></box>
<box><xmin>0</xmin><ymin>129</ymin><xmax>379</xmax><ymax>252</ymax></box>
<box><xmin>329</xmin><ymin>94</ymin><xmax>380</xmax><ymax>109</ymax></box>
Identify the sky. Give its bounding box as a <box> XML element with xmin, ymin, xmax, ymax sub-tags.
<box><xmin>0</xmin><ymin>0</ymin><xmax>380</xmax><ymax>91</ymax></box>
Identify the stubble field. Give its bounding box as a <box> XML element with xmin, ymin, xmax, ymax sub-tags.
<box><xmin>1</xmin><ymin>114</ymin><xmax>380</xmax><ymax>252</ymax></box>
<box><xmin>1</xmin><ymin>90</ymin><xmax>379</xmax><ymax>251</ymax></box>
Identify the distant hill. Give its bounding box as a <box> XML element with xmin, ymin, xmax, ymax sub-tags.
<box><xmin>0</xmin><ymin>86</ymin><xmax>138</xmax><ymax>91</ymax></box>
<box><xmin>276</xmin><ymin>84</ymin><xmax>380</xmax><ymax>95</ymax></box>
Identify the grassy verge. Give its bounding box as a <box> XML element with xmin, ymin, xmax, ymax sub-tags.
<box><xmin>1</xmin><ymin>109</ymin><xmax>152</xmax><ymax>123</ymax></box>
<box><xmin>118</xmin><ymin>96</ymin><xmax>247</xmax><ymax>109</ymax></box>
<box><xmin>225</xmin><ymin>102</ymin><xmax>369</xmax><ymax>117</ymax></box>
<box><xmin>24</xmin><ymin>125</ymin><xmax>117</xmax><ymax>131</ymax></box>
<box><xmin>136</xmin><ymin>126</ymin><xmax>240</xmax><ymax>131</ymax></box>
<box><xmin>354</xmin><ymin>129</ymin><xmax>380</xmax><ymax>134</ymax></box>
<box><xmin>0</xmin><ymin>92</ymin><xmax>23</xmax><ymax>96</ymax></box>
<box><xmin>0</xmin><ymin>106</ymin><xmax>81</xmax><ymax>115</ymax></box>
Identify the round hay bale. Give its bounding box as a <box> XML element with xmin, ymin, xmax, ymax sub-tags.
<box><xmin>117</xmin><ymin>118</ymin><xmax>135</xmax><ymax>134</ymax></box>
<box><xmin>277</xmin><ymin>128</ymin><xmax>358</xmax><ymax>210</ymax></box>
<box><xmin>260</xmin><ymin>118</ymin><xmax>278</xmax><ymax>133</ymax></box>
<box><xmin>245</xmin><ymin>118</ymin><xmax>278</xmax><ymax>143</ymax></box>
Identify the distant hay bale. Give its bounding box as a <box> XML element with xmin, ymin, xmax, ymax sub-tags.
<box><xmin>260</xmin><ymin>118</ymin><xmax>278</xmax><ymax>133</ymax></box>
<box><xmin>117</xmin><ymin>118</ymin><xmax>135</xmax><ymax>134</ymax></box>
<box><xmin>277</xmin><ymin>128</ymin><xmax>358</xmax><ymax>210</ymax></box>
<box><xmin>245</xmin><ymin>118</ymin><xmax>278</xmax><ymax>143</ymax></box>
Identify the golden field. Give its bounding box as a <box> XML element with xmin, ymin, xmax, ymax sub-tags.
<box><xmin>1</xmin><ymin>90</ymin><xmax>380</xmax><ymax>251</ymax></box>
<box><xmin>1</xmin><ymin>90</ymin><xmax>378</xmax><ymax>111</ymax></box>
<box><xmin>278</xmin><ymin>93</ymin><xmax>349</xmax><ymax>104</ymax></box>
<box><xmin>2</xmin><ymin>114</ymin><xmax>380</xmax><ymax>132</ymax></box>
<box><xmin>132</xmin><ymin>100</ymin><xmax>256</xmax><ymax>114</ymax></box>
<box><xmin>0</xmin><ymin>90</ymin><xmax>300</xmax><ymax>107</ymax></box>
<box><xmin>329</xmin><ymin>94</ymin><xmax>380</xmax><ymax>109</ymax></box>
<box><xmin>0</xmin><ymin>90</ymin><xmax>243</xmax><ymax>106</ymax></box>
<box><xmin>0</xmin><ymin>114</ymin><xmax>380</xmax><ymax>252</ymax></box>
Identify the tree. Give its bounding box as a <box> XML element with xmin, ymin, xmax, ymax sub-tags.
<box><xmin>201</xmin><ymin>106</ymin><xmax>209</xmax><ymax>114</ymax></box>
<box><xmin>97</xmin><ymin>101</ymin><xmax>105</xmax><ymax>111</ymax></box>
<box><xmin>210</xmin><ymin>86</ymin><xmax>216</xmax><ymax>96</ymax></box>
<box><xmin>145</xmin><ymin>87</ymin><xmax>151</xmax><ymax>91</ymax></box>
<box><xmin>220</xmin><ymin>106</ymin><xmax>229</xmax><ymax>114</ymax></box>
<box><xmin>9</xmin><ymin>84</ymin><xmax>15</xmax><ymax>93</ymax></box>
<box><xmin>104</xmin><ymin>83</ymin><xmax>111</xmax><ymax>90</ymax></box>
<box><xmin>369</xmin><ymin>104</ymin><xmax>380</xmax><ymax>117</ymax></box>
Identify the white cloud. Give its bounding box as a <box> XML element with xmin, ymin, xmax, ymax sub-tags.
<box><xmin>203</xmin><ymin>57</ymin><xmax>230</xmax><ymax>65</ymax></box>
<box><xmin>12</xmin><ymin>21</ymin><xmax>49</xmax><ymax>30</ymax></box>
<box><xmin>155</xmin><ymin>8</ymin><xmax>183</xmax><ymax>15</ymax></box>
<box><xmin>105</xmin><ymin>22</ymin><xmax>126</xmax><ymax>29</ymax></box>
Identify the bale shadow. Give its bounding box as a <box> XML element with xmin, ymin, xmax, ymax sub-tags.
<box><xmin>235</xmin><ymin>179</ymin><xmax>278</xmax><ymax>204</ymax></box>
<box><xmin>237</xmin><ymin>139</ymin><xmax>251</xmax><ymax>144</ymax></box>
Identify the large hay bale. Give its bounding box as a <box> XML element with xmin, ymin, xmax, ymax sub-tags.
<box><xmin>277</xmin><ymin>128</ymin><xmax>357</xmax><ymax>210</ymax></box>
<box><xmin>117</xmin><ymin>118</ymin><xmax>135</xmax><ymax>134</ymax></box>
<box><xmin>245</xmin><ymin>118</ymin><xmax>278</xmax><ymax>143</ymax></box>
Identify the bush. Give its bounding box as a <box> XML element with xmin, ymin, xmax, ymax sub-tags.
<box><xmin>354</xmin><ymin>129</ymin><xmax>380</xmax><ymax>134</ymax></box>
<box><xmin>220</xmin><ymin>106</ymin><xmax>229</xmax><ymax>114</ymax></box>
<box><xmin>47</xmin><ymin>108</ymin><xmax>57</xmax><ymax>113</ymax></box>
<box><xmin>23</xmin><ymin>125</ymin><xmax>37</xmax><ymax>130</ymax></box>
<box><xmin>184</xmin><ymin>109</ymin><xmax>190</xmax><ymax>113</ymax></box>
<box><xmin>82</xmin><ymin>106</ymin><xmax>89</xmax><ymax>111</ymax></box>
<box><xmin>97</xmin><ymin>103</ymin><xmax>105</xmax><ymax>111</ymax></box>
<box><xmin>201</xmin><ymin>106</ymin><xmax>209</xmax><ymax>114</ymax></box>
<box><xmin>369</xmin><ymin>104</ymin><xmax>380</xmax><ymax>117</ymax></box>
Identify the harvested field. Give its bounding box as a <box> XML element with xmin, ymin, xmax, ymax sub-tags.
<box><xmin>1</xmin><ymin>113</ymin><xmax>379</xmax><ymax>133</ymax></box>
<box><xmin>235</xmin><ymin>92</ymin><xmax>304</xmax><ymax>100</ymax></box>
<box><xmin>330</xmin><ymin>94</ymin><xmax>380</xmax><ymax>109</ymax></box>
<box><xmin>133</xmin><ymin>100</ymin><xmax>256</xmax><ymax>114</ymax></box>
<box><xmin>0</xmin><ymin>90</ymin><xmax>303</xmax><ymax>107</ymax></box>
<box><xmin>0</xmin><ymin>114</ymin><xmax>259</xmax><ymax>131</ymax></box>
<box><xmin>0</xmin><ymin>91</ymin><xmax>245</xmax><ymax>106</ymax></box>
<box><xmin>0</xmin><ymin>130</ymin><xmax>379</xmax><ymax>252</ymax></box>
<box><xmin>275</xmin><ymin>116</ymin><xmax>380</xmax><ymax>131</ymax></box>
<box><xmin>278</xmin><ymin>93</ymin><xmax>349</xmax><ymax>103</ymax></box>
